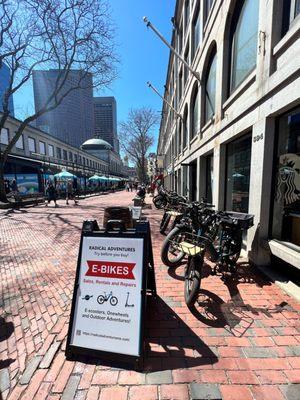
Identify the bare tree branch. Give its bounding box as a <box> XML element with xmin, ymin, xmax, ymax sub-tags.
<box><xmin>0</xmin><ymin>0</ymin><xmax>118</xmax><ymax>201</ymax></box>
<box><xmin>119</xmin><ymin>108</ymin><xmax>158</xmax><ymax>183</ymax></box>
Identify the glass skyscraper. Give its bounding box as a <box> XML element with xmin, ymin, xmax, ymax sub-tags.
<box><xmin>0</xmin><ymin>63</ymin><xmax>14</xmax><ymax>116</ymax></box>
<box><xmin>33</xmin><ymin>70</ymin><xmax>94</xmax><ymax>148</ymax></box>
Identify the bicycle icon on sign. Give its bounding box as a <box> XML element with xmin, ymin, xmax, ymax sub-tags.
<box><xmin>97</xmin><ymin>291</ymin><xmax>118</xmax><ymax>306</ymax></box>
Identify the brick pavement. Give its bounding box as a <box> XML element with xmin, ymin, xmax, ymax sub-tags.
<box><xmin>0</xmin><ymin>191</ymin><xmax>299</xmax><ymax>400</ymax></box>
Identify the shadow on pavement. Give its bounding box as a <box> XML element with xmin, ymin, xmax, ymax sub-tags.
<box><xmin>143</xmin><ymin>295</ymin><xmax>218</xmax><ymax>371</ymax></box>
<box><xmin>0</xmin><ymin>317</ymin><xmax>15</xmax><ymax>370</ymax></box>
<box><xmin>190</xmin><ymin>262</ymin><xmax>288</xmax><ymax>337</ymax></box>
<box><xmin>66</xmin><ymin>296</ymin><xmax>218</xmax><ymax>372</ymax></box>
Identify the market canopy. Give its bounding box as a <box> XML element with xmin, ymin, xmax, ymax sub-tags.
<box><xmin>54</xmin><ymin>170</ymin><xmax>76</xmax><ymax>179</ymax></box>
<box><xmin>88</xmin><ymin>174</ymin><xmax>107</xmax><ymax>181</ymax></box>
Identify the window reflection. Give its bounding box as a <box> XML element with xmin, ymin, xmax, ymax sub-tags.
<box><xmin>191</xmin><ymin>86</ymin><xmax>199</xmax><ymax>139</ymax></box>
<box><xmin>231</xmin><ymin>0</ymin><xmax>259</xmax><ymax>92</ymax></box>
<box><xmin>205</xmin><ymin>52</ymin><xmax>217</xmax><ymax>122</ymax></box>
<box><xmin>226</xmin><ymin>134</ymin><xmax>252</xmax><ymax>213</ymax></box>
<box><xmin>192</xmin><ymin>8</ymin><xmax>201</xmax><ymax>59</ymax></box>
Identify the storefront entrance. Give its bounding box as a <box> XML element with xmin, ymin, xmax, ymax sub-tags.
<box><xmin>272</xmin><ymin>108</ymin><xmax>300</xmax><ymax>246</ymax></box>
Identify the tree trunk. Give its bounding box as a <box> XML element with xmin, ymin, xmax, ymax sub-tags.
<box><xmin>0</xmin><ymin>162</ymin><xmax>8</xmax><ymax>203</ymax></box>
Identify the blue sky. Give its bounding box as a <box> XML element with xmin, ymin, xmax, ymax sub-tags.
<box><xmin>14</xmin><ymin>0</ymin><xmax>176</xmax><ymax>149</ymax></box>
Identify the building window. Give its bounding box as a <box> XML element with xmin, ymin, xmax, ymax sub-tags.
<box><xmin>78</xmin><ymin>155</ymin><xmax>82</xmax><ymax>164</ymax></box>
<box><xmin>69</xmin><ymin>152</ymin><xmax>73</xmax><ymax>162</ymax></box>
<box><xmin>205</xmin><ymin>50</ymin><xmax>217</xmax><ymax>123</ymax></box>
<box><xmin>0</xmin><ymin>128</ymin><xmax>9</xmax><ymax>145</ymax></box>
<box><xmin>178</xmin><ymin>70</ymin><xmax>183</xmax><ymax>104</ymax></box>
<box><xmin>204</xmin><ymin>0</ymin><xmax>214</xmax><ymax>24</ymax></box>
<box><xmin>292</xmin><ymin>0</ymin><xmax>300</xmax><ymax>21</ymax></box>
<box><xmin>56</xmin><ymin>147</ymin><xmax>62</xmax><ymax>159</ymax></box>
<box><xmin>184</xmin><ymin>44</ymin><xmax>190</xmax><ymax>86</ymax></box>
<box><xmin>63</xmin><ymin>149</ymin><xmax>68</xmax><ymax>161</ymax></box>
<box><xmin>205</xmin><ymin>154</ymin><xmax>214</xmax><ymax>204</ymax></box>
<box><xmin>15</xmin><ymin>134</ymin><xmax>24</xmax><ymax>149</ymax></box>
<box><xmin>192</xmin><ymin>7</ymin><xmax>201</xmax><ymax>60</ymax></box>
<box><xmin>272</xmin><ymin>107</ymin><xmax>300</xmax><ymax>246</ymax></box>
<box><xmin>230</xmin><ymin>0</ymin><xmax>259</xmax><ymax>93</ymax></box>
<box><xmin>191</xmin><ymin>84</ymin><xmax>200</xmax><ymax>139</ymax></box>
<box><xmin>48</xmin><ymin>144</ymin><xmax>54</xmax><ymax>157</ymax></box>
<box><xmin>178</xmin><ymin>121</ymin><xmax>182</xmax><ymax>153</ymax></box>
<box><xmin>39</xmin><ymin>141</ymin><xmax>46</xmax><ymax>155</ymax></box>
<box><xmin>282</xmin><ymin>0</ymin><xmax>300</xmax><ymax>36</ymax></box>
<box><xmin>28</xmin><ymin>137</ymin><xmax>36</xmax><ymax>153</ymax></box>
<box><xmin>184</xmin><ymin>0</ymin><xmax>190</xmax><ymax>34</ymax></box>
<box><xmin>183</xmin><ymin>106</ymin><xmax>188</xmax><ymax>149</ymax></box>
<box><xmin>226</xmin><ymin>134</ymin><xmax>252</xmax><ymax>213</ymax></box>
<box><xmin>74</xmin><ymin>154</ymin><xmax>78</xmax><ymax>164</ymax></box>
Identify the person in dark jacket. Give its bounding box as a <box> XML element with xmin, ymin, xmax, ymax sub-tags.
<box><xmin>45</xmin><ymin>181</ymin><xmax>58</xmax><ymax>207</ymax></box>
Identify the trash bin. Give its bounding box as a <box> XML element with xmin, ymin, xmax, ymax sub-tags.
<box><xmin>103</xmin><ymin>206</ymin><xmax>133</xmax><ymax>229</ymax></box>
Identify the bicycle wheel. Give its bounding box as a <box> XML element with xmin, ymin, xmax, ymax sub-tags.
<box><xmin>110</xmin><ymin>296</ymin><xmax>118</xmax><ymax>306</ymax></box>
<box><xmin>161</xmin><ymin>225</ymin><xmax>191</xmax><ymax>267</ymax></box>
<box><xmin>97</xmin><ymin>295</ymin><xmax>105</xmax><ymax>305</ymax></box>
<box><xmin>184</xmin><ymin>256</ymin><xmax>202</xmax><ymax>308</ymax></box>
<box><xmin>160</xmin><ymin>212</ymin><xmax>171</xmax><ymax>234</ymax></box>
<box><xmin>153</xmin><ymin>195</ymin><xmax>167</xmax><ymax>209</ymax></box>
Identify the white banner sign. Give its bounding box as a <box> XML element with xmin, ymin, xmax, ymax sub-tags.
<box><xmin>130</xmin><ymin>206</ymin><xmax>142</xmax><ymax>220</ymax></box>
<box><xmin>70</xmin><ymin>236</ymin><xmax>144</xmax><ymax>356</ymax></box>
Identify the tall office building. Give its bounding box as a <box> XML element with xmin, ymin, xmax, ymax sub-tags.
<box><xmin>0</xmin><ymin>63</ymin><xmax>14</xmax><ymax>116</ymax></box>
<box><xmin>94</xmin><ymin>97</ymin><xmax>119</xmax><ymax>153</ymax></box>
<box><xmin>33</xmin><ymin>70</ymin><xmax>94</xmax><ymax>148</ymax></box>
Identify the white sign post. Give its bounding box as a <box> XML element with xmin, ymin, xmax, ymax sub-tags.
<box><xmin>69</xmin><ymin>236</ymin><xmax>144</xmax><ymax>357</ymax></box>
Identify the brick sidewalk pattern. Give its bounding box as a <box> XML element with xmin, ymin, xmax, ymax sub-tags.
<box><xmin>0</xmin><ymin>191</ymin><xmax>299</xmax><ymax>400</ymax></box>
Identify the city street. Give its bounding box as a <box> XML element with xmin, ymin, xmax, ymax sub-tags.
<box><xmin>0</xmin><ymin>191</ymin><xmax>300</xmax><ymax>400</ymax></box>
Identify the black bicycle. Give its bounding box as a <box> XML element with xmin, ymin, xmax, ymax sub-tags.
<box><xmin>183</xmin><ymin>212</ymin><xmax>254</xmax><ymax>307</ymax></box>
<box><xmin>161</xmin><ymin>201</ymin><xmax>217</xmax><ymax>266</ymax></box>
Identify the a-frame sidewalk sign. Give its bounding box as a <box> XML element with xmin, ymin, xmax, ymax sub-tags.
<box><xmin>66</xmin><ymin>218</ymin><xmax>156</xmax><ymax>370</ymax></box>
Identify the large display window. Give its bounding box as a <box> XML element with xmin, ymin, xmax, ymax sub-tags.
<box><xmin>272</xmin><ymin>108</ymin><xmax>300</xmax><ymax>246</ymax></box>
<box><xmin>225</xmin><ymin>134</ymin><xmax>252</xmax><ymax>213</ymax></box>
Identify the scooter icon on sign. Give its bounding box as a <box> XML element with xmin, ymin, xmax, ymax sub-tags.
<box><xmin>125</xmin><ymin>292</ymin><xmax>134</xmax><ymax>308</ymax></box>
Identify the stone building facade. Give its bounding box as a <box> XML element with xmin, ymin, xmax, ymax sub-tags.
<box><xmin>157</xmin><ymin>0</ymin><xmax>300</xmax><ymax>268</ymax></box>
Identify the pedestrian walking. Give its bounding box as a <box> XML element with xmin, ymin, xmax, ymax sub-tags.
<box><xmin>129</xmin><ymin>183</ymin><xmax>133</xmax><ymax>192</ymax></box>
<box><xmin>45</xmin><ymin>181</ymin><xmax>58</xmax><ymax>207</ymax></box>
<box><xmin>66</xmin><ymin>179</ymin><xmax>78</xmax><ymax>205</ymax></box>
<box><xmin>10</xmin><ymin>179</ymin><xmax>20</xmax><ymax>200</ymax></box>
<box><xmin>125</xmin><ymin>183</ymin><xmax>130</xmax><ymax>192</ymax></box>
<box><xmin>4</xmin><ymin>179</ymin><xmax>10</xmax><ymax>194</ymax></box>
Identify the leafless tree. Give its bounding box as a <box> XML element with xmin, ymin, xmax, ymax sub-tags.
<box><xmin>119</xmin><ymin>108</ymin><xmax>158</xmax><ymax>183</ymax></box>
<box><xmin>0</xmin><ymin>0</ymin><xmax>117</xmax><ymax>202</ymax></box>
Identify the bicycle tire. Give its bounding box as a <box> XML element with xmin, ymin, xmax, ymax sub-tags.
<box><xmin>97</xmin><ymin>295</ymin><xmax>105</xmax><ymax>305</ymax></box>
<box><xmin>153</xmin><ymin>195</ymin><xmax>167</xmax><ymax>209</ymax></box>
<box><xmin>160</xmin><ymin>212</ymin><xmax>171</xmax><ymax>234</ymax></box>
<box><xmin>110</xmin><ymin>296</ymin><xmax>118</xmax><ymax>306</ymax></box>
<box><xmin>161</xmin><ymin>225</ymin><xmax>191</xmax><ymax>267</ymax></box>
<box><xmin>184</xmin><ymin>256</ymin><xmax>202</xmax><ymax>308</ymax></box>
